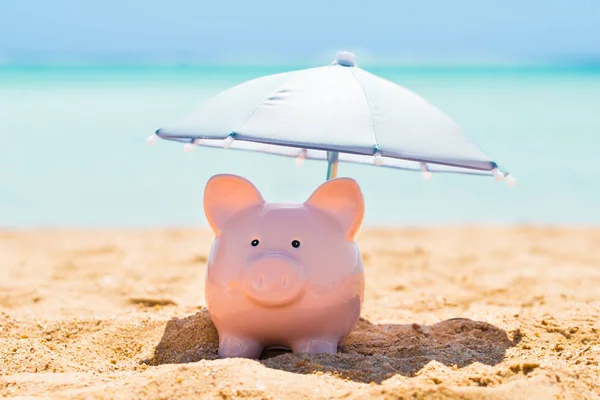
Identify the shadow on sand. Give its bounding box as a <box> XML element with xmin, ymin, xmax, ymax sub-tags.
<box><xmin>142</xmin><ymin>309</ymin><xmax>520</xmax><ymax>383</ymax></box>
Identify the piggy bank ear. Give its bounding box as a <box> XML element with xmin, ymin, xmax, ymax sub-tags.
<box><xmin>203</xmin><ymin>174</ymin><xmax>264</xmax><ymax>236</ymax></box>
<box><xmin>304</xmin><ymin>178</ymin><xmax>364</xmax><ymax>240</ymax></box>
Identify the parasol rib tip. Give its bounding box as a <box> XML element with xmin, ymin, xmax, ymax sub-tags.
<box><xmin>146</xmin><ymin>134</ymin><xmax>159</xmax><ymax>145</ymax></box>
<box><xmin>295</xmin><ymin>150</ymin><xmax>306</xmax><ymax>167</ymax></box>
<box><xmin>222</xmin><ymin>136</ymin><xmax>235</xmax><ymax>149</ymax></box>
<box><xmin>373</xmin><ymin>152</ymin><xmax>384</xmax><ymax>166</ymax></box>
<box><xmin>420</xmin><ymin>163</ymin><xmax>432</xmax><ymax>180</ymax></box>
<box><xmin>493</xmin><ymin>168</ymin><xmax>505</xmax><ymax>181</ymax></box>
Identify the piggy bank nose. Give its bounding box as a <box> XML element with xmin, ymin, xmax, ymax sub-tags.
<box><xmin>242</xmin><ymin>253</ymin><xmax>306</xmax><ymax>307</ymax></box>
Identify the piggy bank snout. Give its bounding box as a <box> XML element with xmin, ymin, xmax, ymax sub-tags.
<box><xmin>242</xmin><ymin>254</ymin><xmax>306</xmax><ymax>307</ymax></box>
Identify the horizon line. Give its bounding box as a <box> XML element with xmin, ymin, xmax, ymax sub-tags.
<box><xmin>1</xmin><ymin>51</ymin><xmax>600</xmax><ymax>68</ymax></box>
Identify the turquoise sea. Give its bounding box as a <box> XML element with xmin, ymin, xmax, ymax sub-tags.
<box><xmin>1</xmin><ymin>64</ymin><xmax>599</xmax><ymax>228</ymax></box>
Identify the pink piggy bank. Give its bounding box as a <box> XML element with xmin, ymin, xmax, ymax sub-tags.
<box><xmin>203</xmin><ymin>174</ymin><xmax>365</xmax><ymax>359</ymax></box>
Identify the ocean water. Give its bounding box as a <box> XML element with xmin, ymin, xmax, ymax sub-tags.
<box><xmin>1</xmin><ymin>64</ymin><xmax>599</xmax><ymax>228</ymax></box>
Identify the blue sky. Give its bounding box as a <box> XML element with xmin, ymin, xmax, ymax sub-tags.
<box><xmin>1</xmin><ymin>0</ymin><xmax>599</xmax><ymax>63</ymax></box>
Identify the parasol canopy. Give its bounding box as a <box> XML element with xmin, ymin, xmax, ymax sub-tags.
<box><xmin>150</xmin><ymin>51</ymin><xmax>513</xmax><ymax>184</ymax></box>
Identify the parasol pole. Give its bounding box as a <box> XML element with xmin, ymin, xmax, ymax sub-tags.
<box><xmin>326</xmin><ymin>151</ymin><xmax>339</xmax><ymax>180</ymax></box>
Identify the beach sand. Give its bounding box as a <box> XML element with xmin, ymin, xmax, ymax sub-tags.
<box><xmin>1</xmin><ymin>227</ymin><xmax>599</xmax><ymax>399</ymax></box>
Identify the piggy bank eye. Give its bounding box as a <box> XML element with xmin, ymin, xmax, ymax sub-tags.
<box><xmin>291</xmin><ymin>240</ymin><xmax>300</xmax><ymax>248</ymax></box>
<box><xmin>251</xmin><ymin>239</ymin><xmax>260</xmax><ymax>247</ymax></box>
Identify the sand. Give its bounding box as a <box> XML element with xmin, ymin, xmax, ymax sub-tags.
<box><xmin>1</xmin><ymin>227</ymin><xmax>599</xmax><ymax>399</ymax></box>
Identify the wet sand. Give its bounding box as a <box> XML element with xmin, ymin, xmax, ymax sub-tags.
<box><xmin>1</xmin><ymin>227</ymin><xmax>599</xmax><ymax>399</ymax></box>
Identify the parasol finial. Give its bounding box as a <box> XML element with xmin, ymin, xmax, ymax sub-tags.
<box><xmin>335</xmin><ymin>51</ymin><xmax>356</xmax><ymax>67</ymax></box>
